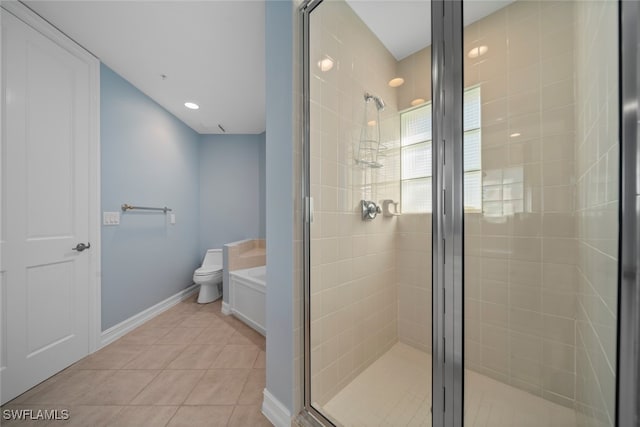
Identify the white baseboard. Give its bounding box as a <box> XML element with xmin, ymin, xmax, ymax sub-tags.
<box><xmin>262</xmin><ymin>388</ymin><xmax>291</xmax><ymax>427</ymax></box>
<box><xmin>221</xmin><ymin>301</ymin><xmax>231</xmax><ymax>316</ymax></box>
<box><xmin>100</xmin><ymin>284</ymin><xmax>199</xmax><ymax>347</ymax></box>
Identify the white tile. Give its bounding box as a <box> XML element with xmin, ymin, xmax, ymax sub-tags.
<box><xmin>319</xmin><ymin>343</ymin><xmax>576</xmax><ymax>426</ymax></box>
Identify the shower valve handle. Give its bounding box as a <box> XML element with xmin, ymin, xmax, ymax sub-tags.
<box><xmin>361</xmin><ymin>200</ymin><xmax>381</xmax><ymax>220</ymax></box>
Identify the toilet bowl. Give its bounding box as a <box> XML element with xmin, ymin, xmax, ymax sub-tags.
<box><xmin>193</xmin><ymin>249</ymin><xmax>223</xmax><ymax>303</ymax></box>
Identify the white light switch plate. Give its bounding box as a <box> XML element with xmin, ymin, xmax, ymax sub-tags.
<box><xmin>103</xmin><ymin>211</ymin><xmax>120</xmax><ymax>225</ymax></box>
<box><xmin>170</xmin><ymin>213</ymin><xmax>176</xmax><ymax>225</ymax></box>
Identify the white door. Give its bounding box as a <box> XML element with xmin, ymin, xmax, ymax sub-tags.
<box><xmin>1</xmin><ymin>9</ymin><xmax>98</xmax><ymax>404</ymax></box>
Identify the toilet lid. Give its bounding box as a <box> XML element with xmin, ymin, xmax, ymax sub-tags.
<box><xmin>194</xmin><ymin>265</ymin><xmax>222</xmax><ymax>275</ymax></box>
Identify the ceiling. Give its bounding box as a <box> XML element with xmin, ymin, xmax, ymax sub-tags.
<box><xmin>347</xmin><ymin>0</ymin><xmax>515</xmax><ymax>60</ymax></box>
<box><xmin>22</xmin><ymin>0</ymin><xmax>513</xmax><ymax>135</ymax></box>
<box><xmin>24</xmin><ymin>0</ymin><xmax>266</xmax><ymax>135</ymax></box>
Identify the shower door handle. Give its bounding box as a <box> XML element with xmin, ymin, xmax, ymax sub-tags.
<box><xmin>305</xmin><ymin>197</ymin><xmax>314</xmax><ymax>223</ymax></box>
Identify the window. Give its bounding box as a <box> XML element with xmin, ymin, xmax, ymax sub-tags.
<box><xmin>400</xmin><ymin>87</ymin><xmax>482</xmax><ymax>213</ymax></box>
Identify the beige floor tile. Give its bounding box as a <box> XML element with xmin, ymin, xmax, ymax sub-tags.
<box><xmin>254</xmin><ymin>351</ymin><xmax>266</xmax><ymax>369</ymax></box>
<box><xmin>144</xmin><ymin>313</ymin><xmax>192</xmax><ymax>329</ymax></box>
<box><xmin>228</xmin><ymin>328</ymin><xmax>265</xmax><ymax>350</ymax></box>
<box><xmin>237</xmin><ymin>369</ymin><xmax>266</xmax><ymax>405</ymax></box>
<box><xmin>177</xmin><ymin>312</ymin><xmax>222</xmax><ymax>328</ymax></box>
<box><xmin>322</xmin><ymin>343</ymin><xmax>578</xmax><ymax>427</ymax></box>
<box><xmin>193</xmin><ymin>325</ymin><xmax>235</xmax><ymax>345</ymax></box>
<box><xmin>116</xmin><ymin>327</ymin><xmax>172</xmax><ymax>345</ymax></box>
<box><xmin>132</xmin><ymin>370</ymin><xmax>205</xmax><ymax>405</ymax></box>
<box><xmin>75</xmin><ymin>370</ymin><xmax>159</xmax><ymax>405</ymax></box>
<box><xmin>227</xmin><ymin>332</ymin><xmax>253</xmax><ymax>345</ymax></box>
<box><xmin>184</xmin><ymin>369</ymin><xmax>250</xmax><ymax>405</ymax></box>
<box><xmin>20</xmin><ymin>370</ymin><xmax>114</xmax><ymax>405</ymax></box>
<box><xmin>228</xmin><ymin>405</ymin><xmax>272</xmax><ymax>427</ymax></box>
<box><xmin>219</xmin><ymin>314</ymin><xmax>252</xmax><ymax>331</ymax></box>
<box><xmin>106</xmin><ymin>405</ymin><xmax>178</xmax><ymax>427</ymax></box>
<box><xmin>211</xmin><ymin>345</ymin><xmax>260</xmax><ymax>369</ymax></box>
<box><xmin>155</xmin><ymin>328</ymin><xmax>205</xmax><ymax>345</ymax></box>
<box><xmin>2</xmin><ymin>299</ymin><xmax>274</xmax><ymax>427</ymax></box>
<box><xmin>122</xmin><ymin>345</ymin><xmax>185</xmax><ymax>369</ymax></box>
<box><xmin>9</xmin><ymin>367</ymin><xmax>77</xmax><ymax>404</ymax></box>
<box><xmin>198</xmin><ymin>299</ymin><xmax>223</xmax><ymax>314</ymax></box>
<box><xmin>166</xmin><ymin>345</ymin><xmax>224</xmax><ymax>370</ymax></box>
<box><xmin>166</xmin><ymin>406</ymin><xmax>233</xmax><ymax>427</ymax></box>
<box><xmin>72</xmin><ymin>344</ymin><xmax>147</xmax><ymax>370</ymax></box>
<box><xmin>168</xmin><ymin>302</ymin><xmax>203</xmax><ymax>315</ymax></box>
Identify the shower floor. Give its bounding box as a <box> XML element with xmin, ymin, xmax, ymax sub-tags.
<box><xmin>322</xmin><ymin>342</ymin><xmax>576</xmax><ymax>427</ymax></box>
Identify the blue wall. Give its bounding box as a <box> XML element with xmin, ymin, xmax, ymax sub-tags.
<box><xmin>265</xmin><ymin>0</ymin><xmax>295</xmax><ymax>415</ymax></box>
<box><xmin>198</xmin><ymin>133</ymin><xmax>266</xmax><ymax>255</ymax></box>
<box><xmin>259</xmin><ymin>136</ymin><xmax>266</xmax><ymax>239</ymax></box>
<box><xmin>101</xmin><ymin>64</ymin><xmax>201</xmax><ymax>330</ymax></box>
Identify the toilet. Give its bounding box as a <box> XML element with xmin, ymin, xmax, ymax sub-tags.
<box><xmin>193</xmin><ymin>249</ymin><xmax>223</xmax><ymax>303</ymax></box>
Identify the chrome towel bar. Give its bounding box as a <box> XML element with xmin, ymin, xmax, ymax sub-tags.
<box><xmin>121</xmin><ymin>204</ymin><xmax>172</xmax><ymax>213</ymax></box>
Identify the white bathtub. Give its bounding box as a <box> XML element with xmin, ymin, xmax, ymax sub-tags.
<box><xmin>229</xmin><ymin>265</ymin><xmax>266</xmax><ymax>335</ymax></box>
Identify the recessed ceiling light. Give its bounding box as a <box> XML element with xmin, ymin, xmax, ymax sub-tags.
<box><xmin>388</xmin><ymin>77</ymin><xmax>405</xmax><ymax>88</ymax></box>
<box><xmin>411</xmin><ymin>98</ymin><xmax>426</xmax><ymax>106</ymax></box>
<box><xmin>510</xmin><ymin>132</ymin><xmax>521</xmax><ymax>138</ymax></box>
<box><xmin>317</xmin><ymin>56</ymin><xmax>334</xmax><ymax>72</ymax></box>
<box><xmin>468</xmin><ymin>45</ymin><xmax>489</xmax><ymax>59</ymax></box>
<box><xmin>184</xmin><ymin>102</ymin><xmax>199</xmax><ymax>110</ymax></box>
<box><xmin>367</xmin><ymin>120</ymin><xmax>377</xmax><ymax>126</ymax></box>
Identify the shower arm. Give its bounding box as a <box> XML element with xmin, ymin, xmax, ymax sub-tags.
<box><xmin>364</xmin><ymin>92</ymin><xmax>385</xmax><ymax>111</ymax></box>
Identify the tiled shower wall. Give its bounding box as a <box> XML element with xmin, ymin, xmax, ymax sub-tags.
<box><xmin>396</xmin><ymin>214</ymin><xmax>432</xmax><ymax>353</ymax></box>
<box><xmin>574</xmin><ymin>0</ymin><xmax>618</xmax><ymax>425</ymax></box>
<box><xmin>396</xmin><ymin>2</ymin><xmax>580</xmax><ymax>407</ymax></box>
<box><xmin>395</xmin><ymin>48</ymin><xmax>433</xmax><ymax>353</ymax></box>
<box><xmin>308</xmin><ymin>0</ymin><xmax>619</xmax><ymax>417</ymax></box>
<box><xmin>308</xmin><ymin>0</ymin><xmax>401</xmax><ymax>406</ymax></box>
<box><xmin>463</xmin><ymin>1</ymin><xmax>579</xmax><ymax>407</ymax></box>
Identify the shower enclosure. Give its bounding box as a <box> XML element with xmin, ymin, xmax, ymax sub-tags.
<box><xmin>300</xmin><ymin>0</ymin><xmax>638</xmax><ymax>426</ymax></box>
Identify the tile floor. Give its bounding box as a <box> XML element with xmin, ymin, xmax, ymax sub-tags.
<box><xmin>1</xmin><ymin>295</ymin><xmax>271</xmax><ymax>427</ymax></box>
<box><xmin>322</xmin><ymin>342</ymin><xmax>576</xmax><ymax>427</ymax></box>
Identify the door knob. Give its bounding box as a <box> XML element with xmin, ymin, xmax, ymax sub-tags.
<box><xmin>72</xmin><ymin>242</ymin><xmax>90</xmax><ymax>252</ymax></box>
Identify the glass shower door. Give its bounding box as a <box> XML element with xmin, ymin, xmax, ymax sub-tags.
<box><xmin>461</xmin><ymin>1</ymin><xmax>620</xmax><ymax>425</ymax></box>
<box><xmin>304</xmin><ymin>0</ymin><xmax>433</xmax><ymax>425</ymax></box>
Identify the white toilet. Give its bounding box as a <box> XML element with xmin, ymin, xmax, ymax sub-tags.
<box><xmin>193</xmin><ymin>249</ymin><xmax>223</xmax><ymax>303</ymax></box>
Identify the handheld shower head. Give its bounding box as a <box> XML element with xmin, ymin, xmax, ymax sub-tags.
<box><xmin>364</xmin><ymin>92</ymin><xmax>386</xmax><ymax>111</ymax></box>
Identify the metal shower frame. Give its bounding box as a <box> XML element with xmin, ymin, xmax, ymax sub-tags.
<box><xmin>298</xmin><ymin>0</ymin><xmax>639</xmax><ymax>425</ymax></box>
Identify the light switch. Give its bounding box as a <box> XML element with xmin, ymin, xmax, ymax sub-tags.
<box><xmin>103</xmin><ymin>211</ymin><xmax>120</xmax><ymax>225</ymax></box>
<box><xmin>170</xmin><ymin>213</ymin><xmax>176</xmax><ymax>225</ymax></box>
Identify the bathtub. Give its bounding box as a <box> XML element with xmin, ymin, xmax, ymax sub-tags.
<box><xmin>229</xmin><ymin>265</ymin><xmax>266</xmax><ymax>336</ymax></box>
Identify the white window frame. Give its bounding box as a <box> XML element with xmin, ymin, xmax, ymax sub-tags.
<box><xmin>400</xmin><ymin>87</ymin><xmax>482</xmax><ymax>213</ymax></box>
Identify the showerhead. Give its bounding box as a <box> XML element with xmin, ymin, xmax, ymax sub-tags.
<box><xmin>364</xmin><ymin>92</ymin><xmax>386</xmax><ymax>111</ymax></box>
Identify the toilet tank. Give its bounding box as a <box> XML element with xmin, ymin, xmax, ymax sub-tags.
<box><xmin>202</xmin><ymin>249</ymin><xmax>222</xmax><ymax>267</ymax></box>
